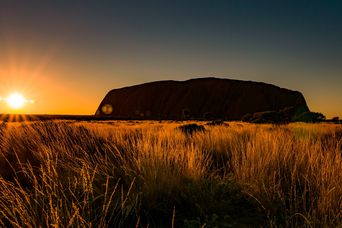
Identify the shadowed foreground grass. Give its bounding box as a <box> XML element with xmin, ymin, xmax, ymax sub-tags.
<box><xmin>0</xmin><ymin>121</ymin><xmax>341</xmax><ymax>227</ymax></box>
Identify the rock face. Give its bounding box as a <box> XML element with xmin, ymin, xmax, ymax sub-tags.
<box><xmin>96</xmin><ymin>77</ymin><xmax>309</xmax><ymax>120</ymax></box>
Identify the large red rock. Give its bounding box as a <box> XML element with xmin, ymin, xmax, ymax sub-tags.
<box><xmin>95</xmin><ymin>77</ymin><xmax>309</xmax><ymax>120</ymax></box>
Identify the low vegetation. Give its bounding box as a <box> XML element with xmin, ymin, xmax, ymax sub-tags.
<box><xmin>242</xmin><ymin>107</ymin><xmax>326</xmax><ymax>124</ymax></box>
<box><xmin>0</xmin><ymin>121</ymin><xmax>341</xmax><ymax>227</ymax></box>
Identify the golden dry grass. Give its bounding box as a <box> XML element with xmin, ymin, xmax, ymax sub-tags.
<box><xmin>0</xmin><ymin>120</ymin><xmax>341</xmax><ymax>227</ymax></box>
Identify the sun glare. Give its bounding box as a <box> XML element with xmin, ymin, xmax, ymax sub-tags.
<box><xmin>6</xmin><ymin>93</ymin><xmax>26</xmax><ymax>109</ymax></box>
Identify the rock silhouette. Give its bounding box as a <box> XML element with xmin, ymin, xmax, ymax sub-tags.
<box><xmin>96</xmin><ymin>77</ymin><xmax>309</xmax><ymax>120</ymax></box>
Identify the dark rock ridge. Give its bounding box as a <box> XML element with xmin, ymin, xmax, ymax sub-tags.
<box><xmin>95</xmin><ymin>77</ymin><xmax>309</xmax><ymax>120</ymax></box>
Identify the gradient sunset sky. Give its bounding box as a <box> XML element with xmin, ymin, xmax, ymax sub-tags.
<box><xmin>0</xmin><ymin>1</ymin><xmax>341</xmax><ymax>117</ymax></box>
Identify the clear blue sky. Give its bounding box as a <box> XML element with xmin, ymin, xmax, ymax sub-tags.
<box><xmin>0</xmin><ymin>1</ymin><xmax>341</xmax><ymax>117</ymax></box>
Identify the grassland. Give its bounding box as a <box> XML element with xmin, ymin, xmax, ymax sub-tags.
<box><xmin>0</xmin><ymin>120</ymin><xmax>341</xmax><ymax>227</ymax></box>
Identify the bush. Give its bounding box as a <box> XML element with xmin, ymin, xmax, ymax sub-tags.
<box><xmin>206</xmin><ymin>120</ymin><xmax>227</xmax><ymax>126</ymax></box>
<box><xmin>242</xmin><ymin>110</ymin><xmax>285</xmax><ymax>123</ymax></box>
<box><xmin>242</xmin><ymin>107</ymin><xmax>325</xmax><ymax>124</ymax></box>
<box><xmin>332</xmin><ymin>117</ymin><xmax>340</xmax><ymax>123</ymax></box>
<box><xmin>178</xmin><ymin>124</ymin><xmax>205</xmax><ymax>135</ymax></box>
<box><xmin>292</xmin><ymin>111</ymin><xmax>326</xmax><ymax>123</ymax></box>
<box><xmin>241</xmin><ymin>113</ymin><xmax>253</xmax><ymax>122</ymax></box>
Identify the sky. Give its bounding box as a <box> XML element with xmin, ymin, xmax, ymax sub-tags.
<box><xmin>0</xmin><ymin>1</ymin><xmax>341</xmax><ymax>117</ymax></box>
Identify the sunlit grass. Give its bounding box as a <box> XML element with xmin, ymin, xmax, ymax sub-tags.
<box><xmin>0</xmin><ymin>121</ymin><xmax>341</xmax><ymax>227</ymax></box>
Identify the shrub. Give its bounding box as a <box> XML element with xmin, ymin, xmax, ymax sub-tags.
<box><xmin>332</xmin><ymin>116</ymin><xmax>339</xmax><ymax>123</ymax></box>
<box><xmin>241</xmin><ymin>113</ymin><xmax>253</xmax><ymax>122</ymax></box>
<box><xmin>241</xmin><ymin>107</ymin><xmax>324</xmax><ymax>124</ymax></box>
<box><xmin>206</xmin><ymin>120</ymin><xmax>227</xmax><ymax>126</ymax></box>
<box><xmin>242</xmin><ymin>110</ymin><xmax>283</xmax><ymax>123</ymax></box>
<box><xmin>292</xmin><ymin>111</ymin><xmax>326</xmax><ymax>123</ymax></box>
<box><xmin>177</xmin><ymin>123</ymin><xmax>205</xmax><ymax>135</ymax></box>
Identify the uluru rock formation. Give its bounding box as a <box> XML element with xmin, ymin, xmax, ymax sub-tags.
<box><xmin>95</xmin><ymin>77</ymin><xmax>309</xmax><ymax>120</ymax></box>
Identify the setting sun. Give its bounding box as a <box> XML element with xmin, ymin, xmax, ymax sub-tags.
<box><xmin>6</xmin><ymin>93</ymin><xmax>26</xmax><ymax>109</ymax></box>
<box><xmin>3</xmin><ymin>92</ymin><xmax>35</xmax><ymax>110</ymax></box>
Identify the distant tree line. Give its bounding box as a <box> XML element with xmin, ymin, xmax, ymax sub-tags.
<box><xmin>242</xmin><ymin>106</ymin><xmax>326</xmax><ymax>123</ymax></box>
